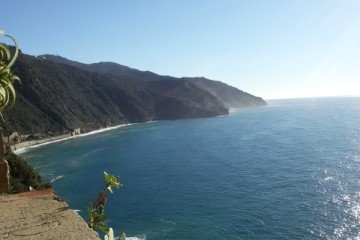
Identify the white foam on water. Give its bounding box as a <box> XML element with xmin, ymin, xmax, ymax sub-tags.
<box><xmin>126</xmin><ymin>237</ymin><xmax>146</xmax><ymax>240</ymax></box>
<box><xmin>145</xmin><ymin>120</ymin><xmax>157</xmax><ymax>124</ymax></box>
<box><xmin>13</xmin><ymin>147</ymin><xmax>30</xmax><ymax>154</ymax></box>
<box><xmin>113</xmin><ymin>236</ymin><xmax>146</xmax><ymax>240</ymax></box>
<box><xmin>50</xmin><ymin>175</ymin><xmax>65</xmax><ymax>183</ymax></box>
<box><xmin>229</xmin><ymin>108</ymin><xmax>239</xmax><ymax>114</ymax></box>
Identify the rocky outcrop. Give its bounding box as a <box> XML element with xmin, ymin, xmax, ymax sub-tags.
<box><xmin>0</xmin><ymin>189</ymin><xmax>99</xmax><ymax>240</ymax></box>
<box><xmin>0</xmin><ymin>130</ymin><xmax>10</xmax><ymax>193</ymax></box>
<box><xmin>0</xmin><ymin>161</ymin><xmax>10</xmax><ymax>193</ymax></box>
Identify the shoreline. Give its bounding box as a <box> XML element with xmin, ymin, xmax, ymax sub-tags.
<box><xmin>12</xmin><ymin>123</ymin><xmax>135</xmax><ymax>154</ymax></box>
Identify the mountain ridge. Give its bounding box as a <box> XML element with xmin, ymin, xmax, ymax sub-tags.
<box><xmin>1</xmin><ymin>50</ymin><xmax>267</xmax><ymax>136</ymax></box>
<box><xmin>40</xmin><ymin>54</ymin><xmax>267</xmax><ymax>109</ymax></box>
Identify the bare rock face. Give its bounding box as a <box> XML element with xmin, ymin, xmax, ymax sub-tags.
<box><xmin>0</xmin><ymin>130</ymin><xmax>10</xmax><ymax>193</ymax></box>
<box><xmin>0</xmin><ymin>161</ymin><xmax>10</xmax><ymax>193</ymax></box>
<box><xmin>0</xmin><ymin>189</ymin><xmax>100</xmax><ymax>239</ymax></box>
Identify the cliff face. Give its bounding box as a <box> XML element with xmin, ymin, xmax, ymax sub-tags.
<box><xmin>1</xmin><ymin>52</ymin><xmax>267</xmax><ymax>135</ymax></box>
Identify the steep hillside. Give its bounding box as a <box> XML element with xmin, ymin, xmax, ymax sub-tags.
<box><xmin>1</xmin><ymin>51</ymin><xmax>238</xmax><ymax>135</ymax></box>
<box><xmin>2</xmin><ymin>52</ymin><xmax>156</xmax><ymax>135</ymax></box>
<box><xmin>0</xmin><ymin>51</ymin><xmax>268</xmax><ymax>135</ymax></box>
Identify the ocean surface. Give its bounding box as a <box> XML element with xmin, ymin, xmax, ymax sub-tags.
<box><xmin>18</xmin><ymin>97</ymin><xmax>360</xmax><ymax>239</ymax></box>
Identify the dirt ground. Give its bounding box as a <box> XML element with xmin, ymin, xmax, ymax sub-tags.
<box><xmin>0</xmin><ymin>188</ymin><xmax>99</xmax><ymax>239</ymax></box>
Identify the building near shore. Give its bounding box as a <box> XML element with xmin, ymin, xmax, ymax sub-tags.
<box><xmin>70</xmin><ymin>128</ymin><xmax>81</xmax><ymax>136</ymax></box>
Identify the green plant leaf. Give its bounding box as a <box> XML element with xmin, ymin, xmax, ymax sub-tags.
<box><xmin>89</xmin><ymin>172</ymin><xmax>122</xmax><ymax>238</ymax></box>
<box><xmin>4</xmin><ymin>35</ymin><xmax>19</xmax><ymax>68</ymax></box>
<box><xmin>97</xmin><ymin>222</ymin><xmax>110</xmax><ymax>234</ymax></box>
<box><xmin>0</xmin><ymin>34</ymin><xmax>20</xmax><ymax>120</ymax></box>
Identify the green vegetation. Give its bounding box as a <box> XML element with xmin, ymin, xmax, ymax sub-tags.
<box><xmin>88</xmin><ymin>172</ymin><xmax>126</xmax><ymax>239</ymax></box>
<box><xmin>0</xmin><ymin>30</ymin><xmax>49</xmax><ymax>194</ymax></box>
<box><xmin>3</xmin><ymin>52</ymin><xmax>155</xmax><ymax>135</ymax></box>
<box><xmin>0</xmin><ymin>30</ymin><xmax>20</xmax><ymax>120</ymax></box>
<box><xmin>5</xmin><ymin>146</ymin><xmax>50</xmax><ymax>193</ymax></box>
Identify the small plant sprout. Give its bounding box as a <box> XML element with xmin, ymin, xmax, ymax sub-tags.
<box><xmin>104</xmin><ymin>171</ymin><xmax>121</xmax><ymax>193</ymax></box>
<box><xmin>88</xmin><ymin>172</ymin><xmax>123</xmax><ymax>236</ymax></box>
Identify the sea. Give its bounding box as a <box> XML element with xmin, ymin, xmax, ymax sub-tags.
<box><xmin>17</xmin><ymin>97</ymin><xmax>360</xmax><ymax>240</ymax></box>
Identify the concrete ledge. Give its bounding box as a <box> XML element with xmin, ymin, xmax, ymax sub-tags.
<box><xmin>0</xmin><ymin>189</ymin><xmax>99</xmax><ymax>239</ymax></box>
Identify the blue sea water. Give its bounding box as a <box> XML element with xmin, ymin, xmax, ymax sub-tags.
<box><xmin>18</xmin><ymin>97</ymin><xmax>360</xmax><ymax>239</ymax></box>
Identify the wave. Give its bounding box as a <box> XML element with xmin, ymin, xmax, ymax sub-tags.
<box><xmin>111</xmin><ymin>235</ymin><xmax>146</xmax><ymax>240</ymax></box>
<box><xmin>125</xmin><ymin>236</ymin><xmax>146</xmax><ymax>240</ymax></box>
<box><xmin>50</xmin><ymin>175</ymin><xmax>65</xmax><ymax>183</ymax></box>
<box><xmin>229</xmin><ymin>108</ymin><xmax>239</xmax><ymax>114</ymax></box>
<box><xmin>13</xmin><ymin>148</ymin><xmax>31</xmax><ymax>154</ymax></box>
<box><xmin>145</xmin><ymin>120</ymin><xmax>157</xmax><ymax>124</ymax></box>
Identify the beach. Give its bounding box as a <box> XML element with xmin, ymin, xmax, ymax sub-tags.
<box><xmin>12</xmin><ymin>123</ymin><xmax>135</xmax><ymax>154</ymax></box>
<box><xmin>11</xmin><ymin>134</ymin><xmax>72</xmax><ymax>152</ymax></box>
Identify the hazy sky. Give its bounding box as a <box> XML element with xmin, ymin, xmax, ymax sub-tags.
<box><xmin>1</xmin><ymin>0</ymin><xmax>360</xmax><ymax>99</ymax></box>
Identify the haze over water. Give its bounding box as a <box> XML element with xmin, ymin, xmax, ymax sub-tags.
<box><xmin>19</xmin><ymin>97</ymin><xmax>360</xmax><ymax>239</ymax></box>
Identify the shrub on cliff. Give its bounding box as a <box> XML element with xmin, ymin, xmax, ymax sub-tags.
<box><xmin>5</xmin><ymin>146</ymin><xmax>50</xmax><ymax>193</ymax></box>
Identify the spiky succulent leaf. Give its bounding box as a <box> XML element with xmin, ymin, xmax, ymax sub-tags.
<box><xmin>4</xmin><ymin>35</ymin><xmax>18</xmax><ymax>68</ymax></box>
<box><xmin>0</xmin><ymin>45</ymin><xmax>10</xmax><ymax>61</ymax></box>
<box><xmin>0</xmin><ymin>33</ymin><xmax>20</xmax><ymax>118</ymax></box>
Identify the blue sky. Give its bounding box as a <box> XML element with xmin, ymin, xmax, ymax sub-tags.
<box><xmin>1</xmin><ymin>0</ymin><xmax>360</xmax><ymax>99</ymax></box>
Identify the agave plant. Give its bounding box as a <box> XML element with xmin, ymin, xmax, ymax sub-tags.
<box><xmin>0</xmin><ymin>29</ymin><xmax>20</xmax><ymax>119</ymax></box>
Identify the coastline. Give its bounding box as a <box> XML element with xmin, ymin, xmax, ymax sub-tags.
<box><xmin>8</xmin><ymin>122</ymin><xmax>150</xmax><ymax>240</ymax></box>
<box><xmin>11</xmin><ymin>134</ymin><xmax>71</xmax><ymax>153</ymax></box>
<box><xmin>12</xmin><ymin>123</ymin><xmax>135</xmax><ymax>154</ymax></box>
